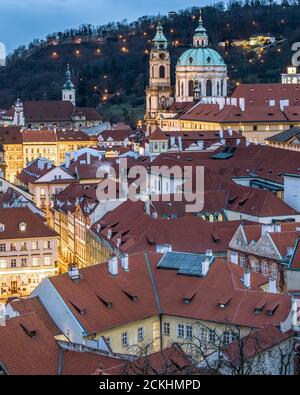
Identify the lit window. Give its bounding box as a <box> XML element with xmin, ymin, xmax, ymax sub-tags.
<box><xmin>19</xmin><ymin>222</ymin><xmax>27</xmax><ymax>231</ymax></box>
<box><xmin>44</xmin><ymin>257</ymin><xmax>51</xmax><ymax>266</ymax></box>
<box><xmin>0</xmin><ymin>260</ymin><xmax>6</xmax><ymax>269</ymax></box>
<box><xmin>32</xmin><ymin>258</ymin><xmax>39</xmax><ymax>267</ymax></box>
<box><xmin>32</xmin><ymin>242</ymin><xmax>38</xmax><ymax>250</ymax></box>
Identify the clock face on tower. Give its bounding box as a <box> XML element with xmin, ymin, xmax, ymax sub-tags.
<box><xmin>159</xmin><ymin>52</ymin><xmax>166</xmax><ymax>60</ymax></box>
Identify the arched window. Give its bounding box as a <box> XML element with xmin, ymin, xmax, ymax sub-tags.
<box><xmin>206</xmin><ymin>80</ymin><xmax>212</xmax><ymax>97</ymax></box>
<box><xmin>159</xmin><ymin>65</ymin><xmax>165</xmax><ymax>79</ymax></box>
<box><xmin>217</xmin><ymin>82</ymin><xmax>220</xmax><ymax>96</ymax></box>
<box><xmin>181</xmin><ymin>82</ymin><xmax>184</xmax><ymax>97</ymax></box>
<box><xmin>188</xmin><ymin>80</ymin><xmax>194</xmax><ymax>97</ymax></box>
<box><xmin>221</xmin><ymin>79</ymin><xmax>224</xmax><ymax>96</ymax></box>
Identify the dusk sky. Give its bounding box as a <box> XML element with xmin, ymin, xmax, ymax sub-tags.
<box><xmin>0</xmin><ymin>0</ymin><xmax>210</xmax><ymax>52</ymax></box>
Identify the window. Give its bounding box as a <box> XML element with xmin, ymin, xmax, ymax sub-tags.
<box><xmin>32</xmin><ymin>242</ymin><xmax>38</xmax><ymax>250</ymax></box>
<box><xmin>44</xmin><ymin>257</ymin><xmax>51</xmax><ymax>266</ymax></box>
<box><xmin>270</xmin><ymin>264</ymin><xmax>277</xmax><ymax>278</ymax></box>
<box><xmin>206</xmin><ymin>80</ymin><xmax>212</xmax><ymax>96</ymax></box>
<box><xmin>10</xmin><ymin>259</ymin><xmax>17</xmax><ymax>268</ymax></box>
<box><xmin>177</xmin><ymin>324</ymin><xmax>185</xmax><ymax>338</ymax></box>
<box><xmin>137</xmin><ymin>327</ymin><xmax>144</xmax><ymax>342</ymax></box>
<box><xmin>10</xmin><ymin>243</ymin><xmax>17</xmax><ymax>252</ymax></box>
<box><xmin>122</xmin><ymin>332</ymin><xmax>128</xmax><ymax>347</ymax></box>
<box><xmin>262</xmin><ymin>262</ymin><xmax>269</xmax><ymax>276</ymax></box>
<box><xmin>186</xmin><ymin>325</ymin><xmax>193</xmax><ymax>339</ymax></box>
<box><xmin>240</xmin><ymin>256</ymin><xmax>246</xmax><ymax>267</ymax></box>
<box><xmin>0</xmin><ymin>244</ymin><xmax>6</xmax><ymax>252</ymax></box>
<box><xmin>159</xmin><ymin>65</ymin><xmax>165</xmax><ymax>79</ymax></box>
<box><xmin>223</xmin><ymin>332</ymin><xmax>231</xmax><ymax>345</ymax></box>
<box><xmin>32</xmin><ymin>258</ymin><xmax>39</xmax><ymax>267</ymax></box>
<box><xmin>44</xmin><ymin>240</ymin><xmax>51</xmax><ymax>249</ymax></box>
<box><xmin>21</xmin><ymin>258</ymin><xmax>27</xmax><ymax>267</ymax></box>
<box><xmin>209</xmin><ymin>329</ymin><xmax>216</xmax><ymax>343</ymax></box>
<box><xmin>200</xmin><ymin>328</ymin><xmax>207</xmax><ymax>342</ymax></box>
<box><xmin>19</xmin><ymin>222</ymin><xmax>27</xmax><ymax>231</ymax></box>
<box><xmin>163</xmin><ymin>322</ymin><xmax>170</xmax><ymax>336</ymax></box>
<box><xmin>20</xmin><ymin>242</ymin><xmax>27</xmax><ymax>251</ymax></box>
<box><xmin>253</xmin><ymin>125</ymin><xmax>258</xmax><ymax>131</ymax></box>
<box><xmin>188</xmin><ymin>80</ymin><xmax>194</xmax><ymax>97</ymax></box>
<box><xmin>0</xmin><ymin>224</ymin><xmax>5</xmax><ymax>232</ymax></box>
<box><xmin>0</xmin><ymin>260</ymin><xmax>6</xmax><ymax>269</ymax></box>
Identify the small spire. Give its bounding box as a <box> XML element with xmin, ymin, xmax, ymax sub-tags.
<box><xmin>152</xmin><ymin>21</ymin><xmax>168</xmax><ymax>50</ymax></box>
<box><xmin>193</xmin><ymin>9</ymin><xmax>208</xmax><ymax>47</ymax></box>
<box><xmin>63</xmin><ymin>63</ymin><xmax>74</xmax><ymax>90</ymax></box>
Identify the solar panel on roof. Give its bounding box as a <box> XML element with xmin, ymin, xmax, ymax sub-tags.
<box><xmin>157</xmin><ymin>252</ymin><xmax>214</xmax><ymax>277</ymax></box>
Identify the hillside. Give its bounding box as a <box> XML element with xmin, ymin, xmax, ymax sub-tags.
<box><xmin>1</xmin><ymin>2</ymin><xmax>300</xmax><ymax>126</ymax></box>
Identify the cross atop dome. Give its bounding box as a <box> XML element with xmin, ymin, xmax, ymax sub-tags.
<box><xmin>193</xmin><ymin>10</ymin><xmax>208</xmax><ymax>48</ymax></box>
<box><xmin>152</xmin><ymin>22</ymin><xmax>168</xmax><ymax>50</ymax></box>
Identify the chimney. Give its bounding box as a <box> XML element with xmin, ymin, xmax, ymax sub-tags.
<box><xmin>178</xmin><ymin>136</ymin><xmax>183</xmax><ymax>151</ymax></box>
<box><xmin>108</xmin><ymin>256</ymin><xmax>118</xmax><ymax>276</ymax></box>
<box><xmin>145</xmin><ymin>199</ymin><xmax>151</xmax><ymax>215</ymax></box>
<box><xmin>87</xmin><ymin>153</ymin><xmax>91</xmax><ymax>165</ymax></box>
<box><xmin>244</xmin><ymin>267</ymin><xmax>251</xmax><ymax>288</ymax></box>
<box><xmin>279</xmin><ymin>99</ymin><xmax>289</xmax><ymax>112</ymax></box>
<box><xmin>227</xmin><ymin>127</ymin><xmax>233</xmax><ymax>136</ymax></box>
<box><xmin>261</xmin><ymin>223</ymin><xmax>274</xmax><ymax>236</ymax></box>
<box><xmin>156</xmin><ymin>244</ymin><xmax>172</xmax><ymax>254</ymax></box>
<box><xmin>274</xmin><ymin>223</ymin><xmax>281</xmax><ymax>233</ymax></box>
<box><xmin>239</xmin><ymin>98</ymin><xmax>245</xmax><ymax>112</ymax></box>
<box><xmin>170</xmin><ymin>136</ymin><xmax>176</xmax><ymax>147</ymax></box>
<box><xmin>219</xmin><ymin>129</ymin><xmax>224</xmax><ymax>139</ymax></box>
<box><xmin>107</xmin><ymin>228</ymin><xmax>113</xmax><ymax>240</ymax></box>
<box><xmin>65</xmin><ymin>152</ymin><xmax>71</xmax><ymax>169</ymax></box>
<box><xmin>116</xmin><ymin>238</ymin><xmax>122</xmax><ymax>248</ymax></box>
<box><xmin>121</xmin><ymin>253</ymin><xmax>129</xmax><ymax>271</ymax></box>
<box><xmin>68</xmin><ymin>264</ymin><xmax>80</xmax><ymax>283</ymax></box>
<box><xmin>206</xmin><ymin>249</ymin><xmax>213</xmax><ymax>257</ymax></box>
<box><xmin>268</xmin><ymin>276</ymin><xmax>277</xmax><ymax>294</ymax></box>
<box><xmin>202</xmin><ymin>258</ymin><xmax>210</xmax><ymax>276</ymax></box>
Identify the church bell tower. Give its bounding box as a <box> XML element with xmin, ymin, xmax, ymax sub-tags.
<box><xmin>145</xmin><ymin>22</ymin><xmax>173</xmax><ymax>133</ymax></box>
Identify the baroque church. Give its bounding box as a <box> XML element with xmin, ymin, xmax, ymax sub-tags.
<box><xmin>145</xmin><ymin>13</ymin><xmax>228</xmax><ymax>132</ymax></box>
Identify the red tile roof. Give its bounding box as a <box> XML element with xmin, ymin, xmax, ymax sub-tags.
<box><xmin>232</xmin><ymin>83</ymin><xmax>300</xmax><ymax>107</ymax></box>
<box><xmin>23</xmin><ymin>101</ymin><xmax>75</xmax><ymax>122</ymax></box>
<box><xmin>224</xmin><ymin>325</ymin><xmax>294</xmax><ymax>362</ymax></box>
<box><xmin>48</xmin><ymin>252</ymin><xmax>292</xmax><ymax>334</ymax></box>
<box><xmin>0</xmin><ymin>207</ymin><xmax>58</xmax><ymax>239</ymax></box>
<box><xmin>92</xmin><ymin>199</ymin><xmax>243</xmax><ymax>254</ymax></box>
<box><xmin>0</xmin><ymin>126</ymin><xmax>22</xmax><ymax>145</ymax></box>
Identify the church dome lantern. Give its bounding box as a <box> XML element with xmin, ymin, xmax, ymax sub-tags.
<box><xmin>175</xmin><ymin>11</ymin><xmax>228</xmax><ymax>103</ymax></box>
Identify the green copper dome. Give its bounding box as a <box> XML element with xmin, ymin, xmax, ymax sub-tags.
<box><xmin>177</xmin><ymin>47</ymin><xmax>226</xmax><ymax>67</ymax></box>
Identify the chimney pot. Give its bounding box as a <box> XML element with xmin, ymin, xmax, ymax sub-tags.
<box><xmin>244</xmin><ymin>268</ymin><xmax>251</xmax><ymax>288</ymax></box>
<box><xmin>108</xmin><ymin>256</ymin><xmax>118</xmax><ymax>276</ymax></box>
<box><xmin>121</xmin><ymin>253</ymin><xmax>129</xmax><ymax>271</ymax></box>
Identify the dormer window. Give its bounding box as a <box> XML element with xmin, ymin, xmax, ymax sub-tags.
<box><xmin>0</xmin><ymin>224</ymin><xmax>4</xmax><ymax>232</ymax></box>
<box><xmin>19</xmin><ymin>222</ymin><xmax>27</xmax><ymax>232</ymax></box>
